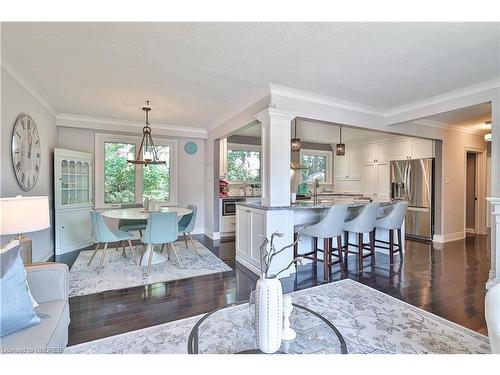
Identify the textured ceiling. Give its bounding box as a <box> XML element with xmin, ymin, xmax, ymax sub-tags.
<box><xmin>2</xmin><ymin>22</ymin><xmax>500</xmax><ymax>128</ymax></box>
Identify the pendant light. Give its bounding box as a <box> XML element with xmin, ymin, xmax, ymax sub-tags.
<box><xmin>484</xmin><ymin>120</ymin><xmax>492</xmax><ymax>142</ymax></box>
<box><xmin>127</xmin><ymin>101</ymin><xmax>166</xmax><ymax>165</ymax></box>
<box><xmin>336</xmin><ymin>126</ymin><xmax>346</xmax><ymax>156</ymax></box>
<box><xmin>291</xmin><ymin>118</ymin><xmax>301</xmax><ymax>152</ymax></box>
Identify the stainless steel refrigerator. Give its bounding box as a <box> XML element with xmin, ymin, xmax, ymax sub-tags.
<box><xmin>390</xmin><ymin>158</ymin><xmax>434</xmax><ymax>240</ymax></box>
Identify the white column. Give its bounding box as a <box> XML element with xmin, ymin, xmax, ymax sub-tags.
<box><xmin>255</xmin><ymin>108</ymin><xmax>296</xmax><ymax>207</ymax></box>
<box><xmin>487</xmin><ymin>95</ymin><xmax>500</xmax><ymax>289</ymax></box>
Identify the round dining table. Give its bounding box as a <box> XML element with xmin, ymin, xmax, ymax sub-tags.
<box><xmin>102</xmin><ymin>207</ymin><xmax>193</xmax><ymax>266</ymax></box>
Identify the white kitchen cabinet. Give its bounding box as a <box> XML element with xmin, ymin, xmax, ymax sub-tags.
<box><xmin>54</xmin><ymin>148</ymin><xmax>93</xmax><ymax>255</ymax></box>
<box><xmin>219</xmin><ymin>138</ymin><xmax>228</xmax><ymax>178</ymax></box>
<box><xmin>378</xmin><ymin>139</ymin><xmax>412</xmax><ymax>162</ymax></box>
<box><xmin>221</xmin><ymin>216</ymin><xmax>236</xmax><ymax>233</ymax></box>
<box><xmin>364</xmin><ymin>162</ymin><xmax>391</xmax><ymax>197</ymax></box>
<box><xmin>412</xmin><ymin>138</ymin><xmax>434</xmax><ymax>159</ymax></box>
<box><xmin>334</xmin><ymin>145</ymin><xmax>362</xmax><ymax>180</ymax></box>
<box><xmin>236</xmin><ymin>208</ymin><xmax>251</xmax><ymax>258</ymax></box>
<box><xmin>361</xmin><ymin>143</ymin><xmax>377</xmax><ymax>163</ymax></box>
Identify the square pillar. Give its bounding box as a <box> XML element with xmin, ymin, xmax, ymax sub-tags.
<box><xmin>487</xmin><ymin>95</ymin><xmax>500</xmax><ymax>289</ymax></box>
<box><xmin>255</xmin><ymin>108</ymin><xmax>296</xmax><ymax>207</ymax></box>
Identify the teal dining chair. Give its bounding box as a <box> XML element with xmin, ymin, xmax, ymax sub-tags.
<box><xmin>88</xmin><ymin>210</ymin><xmax>138</xmax><ymax>272</ymax></box>
<box><xmin>142</xmin><ymin>211</ymin><xmax>181</xmax><ymax>275</ymax></box>
<box><xmin>178</xmin><ymin>204</ymin><xmax>197</xmax><ymax>249</ymax></box>
<box><xmin>118</xmin><ymin>218</ymin><xmax>147</xmax><ymax>236</ymax></box>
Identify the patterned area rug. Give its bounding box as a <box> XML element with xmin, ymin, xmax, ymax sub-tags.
<box><xmin>65</xmin><ymin>279</ymin><xmax>490</xmax><ymax>354</ymax></box>
<box><xmin>68</xmin><ymin>240</ymin><xmax>232</xmax><ymax>297</ymax></box>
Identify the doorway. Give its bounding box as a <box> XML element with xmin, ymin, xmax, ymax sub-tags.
<box><xmin>465</xmin><ymin>152</ymin><xmax>477</xmax><ymax>235</ymax></box>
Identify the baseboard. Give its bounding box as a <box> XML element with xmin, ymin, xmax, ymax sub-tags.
<box><xmin>465</xmin><ymin>228</ymin><xmax>475</xmax><ymax>234</ymax></box>
<box><xmin>432</xmin><ymin>231</ymin><xmax>465</xmax><ymax>243</ymax></box>
<box><xmin>204</xmin><ymin>229</ymin><xmax>221</xmax><ymax>240</ymax></box>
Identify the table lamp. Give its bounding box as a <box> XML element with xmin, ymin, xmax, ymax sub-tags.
<box><xmin>0</xmin><ymin>195</ymin><xmax>50</xmax><ymax>264</ymax></box>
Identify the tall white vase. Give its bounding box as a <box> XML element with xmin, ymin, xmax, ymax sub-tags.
<box><xmin>255</xmin><ymin>277</ymin><xmax>283</xmax><ymax>353</ymax></box>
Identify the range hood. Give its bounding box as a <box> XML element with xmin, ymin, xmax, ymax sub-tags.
<box><xmin>290</xmin><ymin>161</ymin><xmax>306</xmax><ymax>170</ymax></box>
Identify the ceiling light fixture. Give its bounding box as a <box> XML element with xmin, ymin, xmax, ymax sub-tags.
<box><xmin>128</xmin><ymin>101</ymin><xmax>166</xmax><ymax>165</ymax></box>
<box><xmin>291</xmin><ymin>118</ymin><xmax>301</xmax><ymax>152</ymax></box>
<box><xmin>336</xmin><ymin>126</ymin><xmax>346</xmax><ymax>156</ymax></box>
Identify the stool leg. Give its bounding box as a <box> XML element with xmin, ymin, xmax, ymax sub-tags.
<box><xmin>344</xmin><ymin>231</ymin><xmax>349</xmax><ymax>264</ymax></box>
<box><xmin>293</xmin><ymin>232</ymin><xmax>299</xmax><ymax>258</ymax></box>
<box><xmin>337</xmin><ymin>235</ymin><xmax>345</xmax><ymax>273</ymax></box>
<box><xmin>397</xmin><ymin>228</ymin><xmax>403</xmax><ymax>261</ymax></box>
<box><xmin>389</xmin><ymin>229</ymin><xmax>394</xmax><ymax>264</ymax></box>
<box><xmin>313</xmin><ymin>237</ymin><xmax>318</xmax><ymax>264</ymax></box>
<box><xmin>323</xmin><ymin>238</ymin><xmax>330</xmax><ymax>282</ymax></box>
<box><xmin>370</xmin><ymin>230</ymin><xmax>376</xmax><ymax>265</ymax></box>
<box><xmin>358</xmin><ymin>233</ymin><xmax>363</xmax><ymax>272</ymax></box>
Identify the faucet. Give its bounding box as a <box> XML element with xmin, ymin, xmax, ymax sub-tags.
<box><xmin>310</xmin><ymin>176</ymin><xmax>321</xmax><ymax>205</ymax></box>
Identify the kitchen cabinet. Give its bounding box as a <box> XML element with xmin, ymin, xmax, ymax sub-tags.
<box><xmin>361</xmin><ymin>143</ymin><xmax>377</xmax><ymax>163</ymax></box>
<box><xmin>364</xmin><ymin>162</ymin><xmax>390</xmax><ymax>197</ymax></box>
<box><xmin>412</xmin><ymin>138</ymin><xmax>434</xmax><ymax>159</ymax></box>
<box><xmin>219</xmin><ymin>138</ymin><xmax>228</xmax><ymax>178</ymax></box>
<box><xmin>221</xmin><ymin>216</ymin><xmax>236</xmax><ymax>233</ymax></box>
<box><xmin>334</xmin><ymin>145</ymin><xmax>362</xmax><ymax>180</ymax></box>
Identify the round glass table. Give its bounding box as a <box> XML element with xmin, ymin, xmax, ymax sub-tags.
<box><xmin>187</xmin><ymin>301</ymin><xmax>347</xmax><ymax>354</ymax></box>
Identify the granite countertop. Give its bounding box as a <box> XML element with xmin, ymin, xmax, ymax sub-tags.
<box><xmin>236</xmin><ymin>198</ymin><xmax>395</xmax><ymax>211</ymax></box>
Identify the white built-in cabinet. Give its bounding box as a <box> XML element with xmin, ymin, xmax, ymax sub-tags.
<box><xmin>219</xmin><ymin>138</ymin><xmax>228</xmax><ymax>178</ymax></box>
<box><xmin>363</xmin><ymin>162</ymin><xmax>391</xmax><ymax>197</ymax></box>
<box><xmin>334</xmin><ymin>145</ymin><xmax>363</xmax><ymax>180</ymax></box>
<box><xmin>54</xmin><ymin>148</ymin><xmax>94</xmax><ymax>255</ymax></box>
<box><xmin>377</xmin><ymin>138</ymin><xmax>434</xmax><ymax>162</ymax></box>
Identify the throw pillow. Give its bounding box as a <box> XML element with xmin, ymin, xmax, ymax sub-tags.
<box><xmin>0</xmin><ymin>241</ymin><xmax>40</xmax><ymax>337</ymax></box>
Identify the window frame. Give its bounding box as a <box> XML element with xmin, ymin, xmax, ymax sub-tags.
<box><xmin>95</xmin><ymin>133</ymin><xmax>178</xmax><ymax>208</ymax></box>
<box><xmin>299</xmin><ymin>148</ymin><xmax>333</xmax><ymax>184</ymax></box>
<box><xmin>226</xmin><ymin>143</ymin><xmax>261</xmax><ymax>184</ymax></box>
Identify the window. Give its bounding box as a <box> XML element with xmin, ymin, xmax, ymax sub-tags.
<box><xmin>226</xmin><ymin>144</ymin><xmax>260</xmax><ymax>183</ymax></box>
<box><xmin>300</xmin><ymin>149</ymin><xmax>332</xmax><ymax>184</ymax></box>
<box><xmin>95</xmin><ymin>134</ymin><xmax>177</xmax><ymax>207</ymax></box>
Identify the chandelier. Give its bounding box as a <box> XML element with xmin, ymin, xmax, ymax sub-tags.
<box><xmin>127</xmin><ymin>101</ymin><xmax>166</xmax><ymax>165</ymax></box>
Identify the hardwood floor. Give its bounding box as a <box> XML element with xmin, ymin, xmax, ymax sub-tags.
<box><xmin>59</xmin><ymin>233</ymin><xmax>491</xmax><ymax>346</ymax></box>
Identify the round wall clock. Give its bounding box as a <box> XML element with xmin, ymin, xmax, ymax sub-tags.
<box><xmin>11</xmin><ymin>114</ymin><xmax>41</xmax><ymax>191</ymax></box>
<box><xmin>184</xmin><ymin>141</ymin><xmax>198</xmax><ymax>155</ymax></box>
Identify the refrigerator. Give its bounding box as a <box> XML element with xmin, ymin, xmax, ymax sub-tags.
<box><xmin>390</xmin><ymin>158</ymin><xmax>434</xmax><ymax>240</ymax></box>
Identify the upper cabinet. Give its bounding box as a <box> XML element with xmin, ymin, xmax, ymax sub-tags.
<box><xmin>334</xmin><ymin>145</ymin><xmax>362</xmax><ymax>180</ymax></box>
<box><xmin>377</xmin><ymin>138</ymin><xmax>433</xmax><ymax>162</ymax></box>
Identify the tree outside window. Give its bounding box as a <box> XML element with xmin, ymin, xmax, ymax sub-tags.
<box><xmin>300</xmin><ymin>153</ymin><xmax>328</xmax><ymax>182</ymax></box>
<box><xmin>227</xmin><ymin>149</ymin><xmax>260</xmax><ymax>183</ymax></box>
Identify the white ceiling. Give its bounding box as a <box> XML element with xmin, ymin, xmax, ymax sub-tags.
<box><xmin>2</xmin><ymin>22</ymin><xmax>500</xmax><ymax>129</ymax></box>
<box><xmin>422</xmin><ymin>102</ymin><xmax>492</xmax><ymax>134</ymax></box>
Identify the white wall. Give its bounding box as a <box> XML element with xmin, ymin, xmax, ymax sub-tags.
<box><xmin>58</xmin><ymin>126</ymin><xmax>206</xmax><ymax>234</ymax></box>
<box><xmin>1</xmin><ymin>68</ymin><xmax>57</xmax><ymax>261</ymax></box>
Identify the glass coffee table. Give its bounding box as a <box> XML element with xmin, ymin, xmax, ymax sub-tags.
<box><xmin>187</xmin><ymin>301</ymin><xmax>348</xmax><ymax>354</ymax></box>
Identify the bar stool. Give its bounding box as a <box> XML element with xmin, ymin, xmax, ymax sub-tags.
<box><xmin>343</xmin><ymin>202</ymin><xmax>380</xmax><ymax>272</ymax></box>
<box><xmin>374</xmin><ymin>201</ymin><xmax>408</xmax><ymax>264</ymax></box>
<box><xmin>293</xmin><ymin>205</ymin><xmax>348</xmax><ymax>282</ymax></box>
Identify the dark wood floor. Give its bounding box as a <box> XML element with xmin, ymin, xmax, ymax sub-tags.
<box><xmin>59</xmin><ymin>233</ymin><xmax>491</xmax><ymax>346</ymax></box>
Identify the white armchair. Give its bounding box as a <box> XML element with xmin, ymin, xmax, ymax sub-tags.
<box><xmin>485</xmin><ymin>283</ymin><xmax>500</xmax><ymax>354</ymax></box>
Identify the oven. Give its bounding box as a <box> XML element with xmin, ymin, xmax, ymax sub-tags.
<box><xmin>222</xmin><ymin>198</ymin><xmax>244</xmax><ymax>216</ymax></box>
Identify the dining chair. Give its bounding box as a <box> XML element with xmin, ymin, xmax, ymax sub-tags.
<box><xmin>118</xmin><ymin>218</ymin><xmax>147</xmax><ymax>236</ymax></box>
<box><xmin>88</xmin><ymin>210</ymin><xmax>138</xmax><ymax>272</ymax></box>
<box><xmin>142</xmin><ymin>211</ymin><xmax>181</xmax><ymax>275</ymax></box>
<box><xmin>178</xmin><ymin>204</ymin><xmax>197</xmax><ymax>249</ymax></box>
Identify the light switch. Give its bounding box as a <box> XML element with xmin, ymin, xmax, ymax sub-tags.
<box><xmin>445</xmin><ymin>176</ymin><xmax>451</xmax><ymax>184</ymax></box>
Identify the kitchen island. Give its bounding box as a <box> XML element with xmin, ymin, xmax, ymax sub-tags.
<box><xmin>235</xmin><ymin>198</ymin><xmax>404</xmax><ymax>278</ymax></box>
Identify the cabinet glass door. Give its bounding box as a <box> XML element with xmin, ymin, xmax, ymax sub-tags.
<box><xmin>58</xmin><ymin>157</ymin><xmax>91</xmax><ymax>207</ymax></box>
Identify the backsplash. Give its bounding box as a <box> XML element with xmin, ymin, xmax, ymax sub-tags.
<box><xmin>227</xmin><ymin>182</ymin><xmax>261</xmax><ymax>196</ymax></box>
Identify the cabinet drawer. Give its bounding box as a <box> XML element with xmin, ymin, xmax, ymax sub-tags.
<box><xmin>222</xmin><ymin>216</ymin><xmax>236</xmax><ymax>232</ymax></box>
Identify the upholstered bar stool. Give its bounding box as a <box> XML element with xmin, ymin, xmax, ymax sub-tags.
<box><xmin>374</xmin><ymin>201</ymin><xmax>408</xmax><ymax>264</ymax></box>
<box><xmin>293</xmin><ymin>205</ymin><xmax>348</xmax><ymax>282</ymax></box>
<box><xmin>343</xmin><ymin>202</ymin><xmax>380</xmax><ymax>272</ymax></box>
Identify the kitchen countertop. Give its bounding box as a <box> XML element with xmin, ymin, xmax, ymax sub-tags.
<box><xmin>220</xmin><ymin>195</ymin><xmax>261</xmax><ymax>199</ymax></box>
<box><xmin>236</xmin><ymin>197</ymin><xmax>395</xmax><ymax>211</ymax></box>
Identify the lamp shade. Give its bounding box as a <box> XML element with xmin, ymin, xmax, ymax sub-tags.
<box><xmin>0</xmin><ymin>196</ymin><xmax>50</xmax><ymax>235</ymax></box>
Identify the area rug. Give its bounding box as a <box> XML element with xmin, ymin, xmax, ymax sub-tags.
<box><xmin>64</xmin><ymin>279</ymin><xmax>490</xmax><ymax>354</ymax></box>
<box><xmin>68</xmin><ymin>240</ymin><xmax>232</xmax><ymax>297</ymax></box>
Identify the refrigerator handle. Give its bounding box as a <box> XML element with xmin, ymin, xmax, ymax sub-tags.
<box><xmin>407</xmin><ymin>163</ymin><xmax>412</xmax><ymax>201</ymax></box>
<box><xmin>403</xmin><ymin>164</ymin><xmax>408</xmax><ymax>199</ymax></box>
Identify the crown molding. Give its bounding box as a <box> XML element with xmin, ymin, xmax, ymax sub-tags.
<box><xmin>384</xmin><ymin>78</ymin><xmax>500</xmax><ymax>118</ymax></box>
<box><xmin>1</xmin><ymin>47</ymin><xmax>57</xmax><ymax>116</ymax></box>
<box><xmin>410</xmin><ymin>119</ymin><xmax>487</xmax><ymax>136</ymax></box>
<box><xmin>269</xmin><ymin>83</ymin><xmax>385</xmax><ymax>117</ymax></box>
<box><xmin>56</xmin><ymin>113</ymin><xmax>208</xmax><ymax>139</ymax></box>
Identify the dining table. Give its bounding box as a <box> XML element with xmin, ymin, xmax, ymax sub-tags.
<box><xmin>102</xmin><ymin>206</ymin><xmax>193</xmax><ymax>266</ymax></box>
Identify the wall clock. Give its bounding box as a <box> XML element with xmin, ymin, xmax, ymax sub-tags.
<box><xmin>184</xmin><ymin>141</ymin><xmax>198</xmax><ymax>155</ymax></box>
<box><xmin>11</xmin><ymin>114</ymin><xmax>41</xmax><ymax>191</ymax></box>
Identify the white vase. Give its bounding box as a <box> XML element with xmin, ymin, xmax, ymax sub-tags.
<box><xmin>254</xmin><ymin>276</ymin><xmax>283</xmax><ymax>353</ymax></box>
